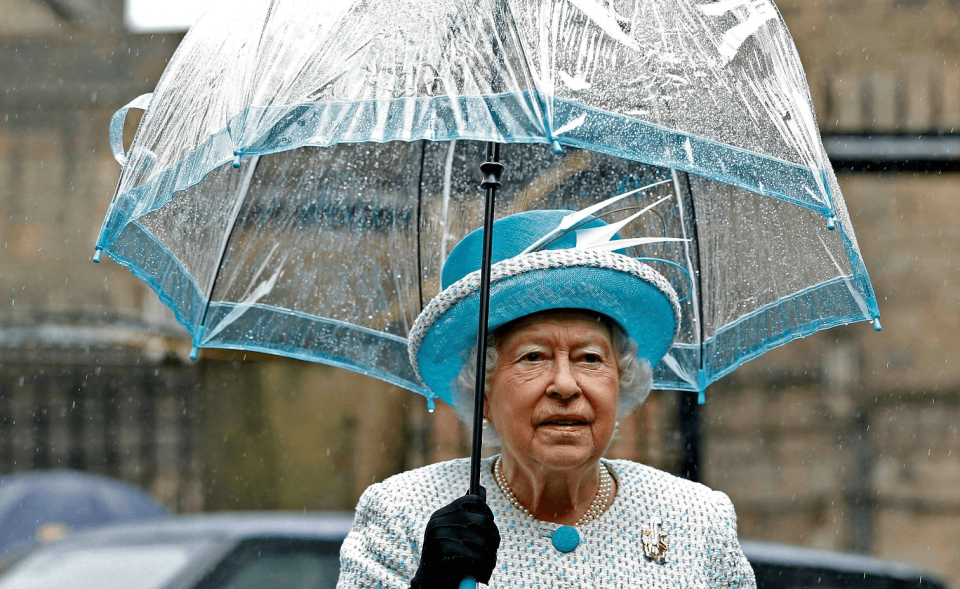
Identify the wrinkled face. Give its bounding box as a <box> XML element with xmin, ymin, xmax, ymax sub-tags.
<box><xmin>484</xmin><ymin>311</ymin><xmax>620</xmax><ymax>471</ymax></box>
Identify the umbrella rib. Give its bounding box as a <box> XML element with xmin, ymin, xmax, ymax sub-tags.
<box><xmin>197</xmin><ymin>157</ymin><xmax>261</xmax><ymax>346</ymax></box>
<box><xmin>499</xmin><ymin>0</ymin><xmax>548</xmax><ymax>132</ymax></box>
<box><xmin>671</xmin><ymin>170</ymin><xmax>705</xmax><ymax>385</ymax></box>
<box><xmin>416</xmin><ymin>141</ymin><xmax>426</xmax><ymax>312</ymax></box>
<box><xmin>671</xmin><ymin>170</ymin><xmax>706</xmax><ymax>483</ymax></box>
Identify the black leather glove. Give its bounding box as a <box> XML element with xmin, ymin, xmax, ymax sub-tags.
<box><xmin>410</xmin><ymin>488</ymin><xmax>501</xmax><ymax>589</ymax></box>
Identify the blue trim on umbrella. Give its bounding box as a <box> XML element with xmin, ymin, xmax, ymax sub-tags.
<box><xmin>702</xmin><ymin>275</ymin><xmax>871</xmax><ymax>385</ymax></box>
<box><xmin>833</xmin><ymin>216</ymin><xmax>880</xmax><ymax>320</ymax></box>
<box><xmin>194</xmin><ymin>340</ymin><xmax>432</xmax><ymax>399</ymax></box>
<box><xmin>550</xmin><ymin>99</ymin><xmax>831</xmax><ymax>215</ymax></box>
<box><xmin>103</xmin><ymin>221</ymin><xmax>207</xmax><ymax>347</ymax></box>
<box><xmin>98</xmin><ymin>93</ymin><xmax>833</xmax><ymax>249</ymax></box>
<box><xmin>817</xmin><ymin>168</ymin><xmax>879</xmax><ymax>320</ymax></box>
<box><xmin>104</xmin><ymin>217</ymin><xmax>872</xmax><ymax>398</ymax></box>
<box><xmin>103</xmin><ymin>223</ymin><xmax>432</xmax><ymax>398</ymax></box>
<box><xmin>653</xmin><ymin>275</ymin><xmax>873</xmax><ymax>393</ymax></box>
<box><xmin>198</xmin><ymin>299</ymin><xmax>429</xmax><ymax>397</ymax></box>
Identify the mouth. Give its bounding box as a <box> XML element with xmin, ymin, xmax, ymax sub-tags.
<box><xmin>539</xmin><ymin>416</ymin><xmax>588</xmax><ymax>427</ymax></box>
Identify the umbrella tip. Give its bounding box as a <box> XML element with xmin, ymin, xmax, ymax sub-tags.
<box><xmin>551</xmin><ymin>140</ymin><xmax>563</xmax><ymax>155</ymax></box>
<box><xmin>826</xmin><ymin>215</ymin><xmax>837</xmax><ymax>230</ymax></box>
<box><xmin>427</xmin><ymin>397</ymin><xmax>435</xmax><ymax>413</ymax></box>
<box><xmin>873</xmin><ymin>317</ymin><xmax>882</xmax><ymax>331</ymax></box>
<box><xmin>233</xmin><ymin>151</ymin><xmax>242</xmax><ymax>168</ymax></box>
<box><xmin>190</xmin><ymin>347</ymin><xmax>199</xmax><ymax>360</ymax></box>
<box><xmin>92</xmin><ymin>248</ymin><xmax>102</xmax><ymax>263</ymax></box>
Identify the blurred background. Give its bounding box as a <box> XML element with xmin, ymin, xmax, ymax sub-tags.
<box><xmin>0</xmin><ymin>0</ymin><xmax>957</xmax><ymax>585</ymax></box>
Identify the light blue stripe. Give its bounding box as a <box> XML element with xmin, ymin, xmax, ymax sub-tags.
<box><xmin>97</xmin><ymin>92</ymin><xmax>833</xmax><ymax>249</ymax></box>
<box><xmin>700</xmin><ymin>275</ymin><xmax>871</xmax><ymax>386</ymax></box>
<box><xmin>102</xmin><ymin>221</ymin><xmax>205</xmax><ymax>345</ymax></box>
<box><xmin>710</xmin><ymin>275</ymin><xmax>855</xmax><ymax>337</ymax></box>
<box><xmin>652</xmin><ymin>276</ymin><xmax>872</xmax><ymax>393</ymax></box>
<box><xmin>550</xmin><ymin>99</ymin><xmax>831</xmax><ymax>215</ymax></box>
<box><xmin>195</xmin><ymin>340</ymin><xmax>432</xmax><ymax>398</ymax></box>
<box><xmin>103</xmin><ymin>227</ymin><xmax>875</xmax><ymax>398</ymax></box>
<box><xmin>707</xmin><ymin>310</ymin><xmax>868</xmax><ymax>387</ymax></box>
<box><xmin>128</xmin><ymin>220</ymin><xmax>207</xmax><ymax>309</ymax></box>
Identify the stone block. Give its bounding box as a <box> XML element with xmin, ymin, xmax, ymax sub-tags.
<box><xmin>703</xmin><ymin>385</ymin><xmax>764</xmax><ymax>434</ymax></box>
<box><xmin>761</xmin><ymin>386</ymin><xmax>829</xmax><ymax>431</ymax></box>
<box><xmin>831</xmin><ymin>74</ymin><xmax>864</xmax><ymax>131</ymax></box>
<box><xmin>870</xmin><ymin>71</ymin><xmax>899</xmax><ymax>131</ymax></box>
<box><xmin>807</xmin><ymin>76</ymin><xmax>827</xmax><ymax>124</ymax></box>
<box><xmin>904</xmin><ymin>63</ymin><xmax>933</xmax><ymax>132</ymax></box>
<box><xmin>431</xmin><ymin>400</ymin><xmax>469</xmax><ymax>463</ymax></box>
<box><xmin>801</xmin><ymin>501</ymin><xmax>853</xmax><ymax>551</ymax></box>
<box><xmin>735</xmin><ymin>499</ymin><xmax>851</xmax><ymax>551</ymax></box>
<box><xmin>708</xmin><ymin>462</ymin><xmax>781</xmax><ymax>503</ymax></box>
<box><xmin>0</xmin><ymin>0</ymin><xmax>62</xmax><ymax>35</ymax></box>
<box><xmin>606</xmin><ymin>410</ymin><xmax>641</xmax><ymax>461</ymax></box>
<box><xmin>19</xmin><ymin>127</ymin><xmax>64</xmax><ymax>220</ymax></box>
<box><xmin>837</xmin><ymin>173</ymin><xmax>960</xmax><ymax>392</ymax></box>
<box><xmin>776</xmin><ymin>433</ymin><xmax>851</xmax><ymax>497</ymax></box>
<box><xmin>702</xmin><ymin>436</ymin><xmax>781</xmax><ymax>501</ymax></box>
<box><xmin>735</xmin><ymin>506</ymin><xmax>806</xmax><ymax>544</ymax></box>
<box><xmin>872</xmin><ymin>402</ymin><xmax>960</xmax><ymax>505</ymax></box>
<box><xmin>942</xmin><ymin>63</ymin><xmax>960</xmax><ymax>131</ymax></box>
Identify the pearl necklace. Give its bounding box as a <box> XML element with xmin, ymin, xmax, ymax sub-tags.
<box><xmin>493</xmin><ymin>456</ymin><xmax>613</xmax><ymax>527</ymax></box>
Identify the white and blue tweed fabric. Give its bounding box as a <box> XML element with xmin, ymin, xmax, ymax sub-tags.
<box><xmin>338</xmin><ymin>457</ymin><xmax>756</xmax><ymax>588</ymax></box>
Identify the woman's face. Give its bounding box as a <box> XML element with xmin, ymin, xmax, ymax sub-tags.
<box><xmin>484</xmin><ymin>310</ymin><xmax>620</xmax><ymax>472</ymax></box>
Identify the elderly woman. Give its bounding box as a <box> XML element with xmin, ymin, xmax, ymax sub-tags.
<box><xmin>338</xmin><ymin>210</ymin><xmax>756</xmax><ymax>588</ymax></box>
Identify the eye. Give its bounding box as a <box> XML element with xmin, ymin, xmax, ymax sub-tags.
<box><xmin>523</xmin><ymin>352</ymin><xmax>542</xmax><ymax>362</ymax></box>
<box><xmin>583</xmin><ymin>353</ymin><xmax>603</xmax><ymax>363</ymax></box>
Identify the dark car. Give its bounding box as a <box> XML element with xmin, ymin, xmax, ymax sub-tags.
<box><xmin>742</xmin><ymin>540</ymin><xmax>949</xmax><ymax>589</ymax></box>
<box><xmin>0</xmin><ymin>513</ymin><xmax>949</xmax><ymax>589</ymax></box>
<box><xmin>0</xmin><ymin>512</ymin><xmax>353</xmax><ymax>589</ymax></box>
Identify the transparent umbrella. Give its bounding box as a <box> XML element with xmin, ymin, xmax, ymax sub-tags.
<box><xmin>92</xmin><ymin>0</ymin><xmax>879</xmax><ymax>512</ymax></box>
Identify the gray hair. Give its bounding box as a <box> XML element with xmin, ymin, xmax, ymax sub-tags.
<box><xmin>454</xmin><ymin>315</ymin><xmax>653</xmax><ymax>448</ymax></box>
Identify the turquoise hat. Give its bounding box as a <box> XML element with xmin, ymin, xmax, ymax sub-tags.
<box><xmin>408</xmin><ymin>210</ymin><xmax>680</xmax><ymax>408</ymax></box>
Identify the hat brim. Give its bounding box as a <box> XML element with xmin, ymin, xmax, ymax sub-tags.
<box><xmin>409</xmin><ymin>249</ymin><xmax>679</xmax><ymax>408</ymax></box>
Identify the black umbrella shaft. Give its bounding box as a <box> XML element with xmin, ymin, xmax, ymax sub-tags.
<box><xmin>470</xmin><ymin>142</ymin><xmax>502</xmax><ymax>497</ymax></box>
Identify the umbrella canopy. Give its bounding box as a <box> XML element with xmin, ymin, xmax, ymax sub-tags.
<box><xmin>0</xmin><ymin>470</ymin><xmax>168</xmax><ymax>555</ymax></box>
<box><xmin>94</xmin><ymin>0</ymin><xmax>879</xmax><ymax>403</ymax></box>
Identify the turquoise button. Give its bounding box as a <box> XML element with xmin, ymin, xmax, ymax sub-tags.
<box><xmin>552</xmin><ymin>526</ymin><xmax>580</xmax><ymax>553</ymax></box>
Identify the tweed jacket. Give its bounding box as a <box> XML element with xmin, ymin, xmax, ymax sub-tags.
<box><xmin>338</xmin><ymin>457</ymin><xmax>756</xmax><ymax>588</ymax></box>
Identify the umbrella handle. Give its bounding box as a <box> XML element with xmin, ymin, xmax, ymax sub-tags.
<box><xmin>468</xmin><ymin>142</ymin><xmax>502</xmax><ymax>496</ymax></box>
<box><xmin>109</xmin><ymin>93</ymin><xmax>153</xmax><ymax>168</ymax></box>
<box><xmin>459</xmin><ymin>577</ymin><xmax>477</xmax><ymax>589</ymax></box>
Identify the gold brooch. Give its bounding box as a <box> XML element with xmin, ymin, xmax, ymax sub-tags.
<box><xmin>641</xmin><ymin>517</ymin><xmax>669</xmax><ymax>562</ymax></box>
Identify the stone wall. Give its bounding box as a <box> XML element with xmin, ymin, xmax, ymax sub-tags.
<box><xmin>192</xmin><ymin>351</ymin><xmax>411</xmax><ymax>512</ymax></box>
<box><xmin>703</xmin><ymin>171</ymin><xmax>960</xmax><ymax>585</ymax></box>
<box><xmin>779</xmin><ymin>0</ymin><xmax>960</xmax><ymax>133</ymax></box>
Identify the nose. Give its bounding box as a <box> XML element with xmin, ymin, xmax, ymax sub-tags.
<box><xmin>547</xmin><ymin>354</ymin><xmax>581</xmax><ymax>399</ymax></box>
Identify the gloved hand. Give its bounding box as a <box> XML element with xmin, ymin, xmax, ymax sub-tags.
<box><xmin>410</xmin><ymin>488</ymin><xmax>501</xmax><ymax>589</ymax></box>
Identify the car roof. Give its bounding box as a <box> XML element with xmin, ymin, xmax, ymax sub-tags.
<box><xmin>50</xmin><ymin>511</ymin><xmax>355</xmax><ymax>547</ymax></box>
<box><xmin>741</xmin><ymin>539</ymin><xmax>946</xmax><ymax>585</ymax></box>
